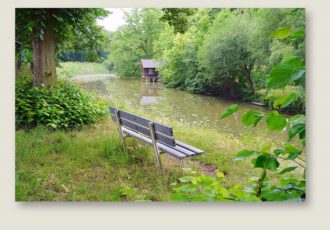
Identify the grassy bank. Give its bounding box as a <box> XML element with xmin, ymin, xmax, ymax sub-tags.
<box><xmin>16</xmin><ymin>112</ymin><xmax>299</xmax><ymax>201</ymax></box>
<box><xmin>16</xmin><ymin>120</ymin><xmax>180</xmax><ymax>201</ymax></box>
<box><xmin>57</xmin><ymin>62</ymin><xmax>110</xmax><ymax>79</ymax></box>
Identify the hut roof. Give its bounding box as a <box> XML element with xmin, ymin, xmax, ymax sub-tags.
<box><xmin>141</xmin><ymin>59</ymin><xmax>161</xmax><ymax>68</ymax></box>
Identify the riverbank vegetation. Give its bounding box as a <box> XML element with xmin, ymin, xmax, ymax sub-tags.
<box><xmin>107</xmin><ymin>8</ymin><xmax>305</xmax><ymax>114</ymax></box>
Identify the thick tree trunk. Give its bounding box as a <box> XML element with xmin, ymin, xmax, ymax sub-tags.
<box><xmin>32</xmin><ymin>26</ymin><xmax>56</xmax><ymax>88</ymax></box>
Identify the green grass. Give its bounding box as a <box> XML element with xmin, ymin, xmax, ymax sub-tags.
<box><xmin>16</xmin><ymin>122</ymin><xmax>181</xmax><ymax>201</ymax></box>
<box><xmin>16</xmin><ymin>112</ymin><xmax>302</xmax><ymax>201</ymax></box>
<box><xmin>57</xmin><ymin>62</ymin><xmax>110</xmax><ymax>79</ymax></box>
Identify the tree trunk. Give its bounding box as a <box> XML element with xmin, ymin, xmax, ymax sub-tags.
<box><xmin>243</xmin><ymin>65</ymin><xmax>255</xmax><ymax>95</ymax></box>
<box><xmin>246</xmin><ymin>70</ymin><xmax>255</xmax><ymax>95</ymax></box>
<box><xmin>32</xmin><ymin>25</ymin><xmax>56</xmax><ymax>88</ymax></box>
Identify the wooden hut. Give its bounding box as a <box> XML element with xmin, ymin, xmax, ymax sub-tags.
<box><xmin>140</xmin><ymin>59</ymin><xmax>161</xmax><ymax>82</ymax></box>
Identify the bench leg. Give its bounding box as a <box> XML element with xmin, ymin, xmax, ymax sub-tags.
<box><xmin>149</xmin><ymin>122</ymin><xmax>164</xmax><ymax>175</ymax></box>
<box><xmin>179</xmin><ymin>159</ymin><xmax>183</xmax><ymax>168</ymax></box>
<box><xmin>115</xmin><ymin>110</ymin><xmax>126</xmax><ymax>152</ymax></box>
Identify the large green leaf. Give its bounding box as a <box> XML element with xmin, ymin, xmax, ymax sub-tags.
<box><xmin>266</xmin><ymin>56</ymin><xmax>305</xmax><ymax>89</ymax></box>
<box><xmin>261</xmin><ymin>185</ymin><xmax>303</xmax><ymax>201</ymax></box>
<box><xmin>266</xmin><ymin>111</ymin><xmax>287</xmax><ymax>131</ymax></box>
<box><xmin>289</xmin><ymin>114</ymin><xmax>305</xmax><ymax>126</ymax></box>
<box><xmin>220</xmin><ymin>104</ymin><xmax>238</xmax><ymax>119</ymax></box>
<box><xmin>234</xmin><ymin>150</ymin><xmax>257</xmax><ymax>161</ymax></box>
<box><xmin>254</xmin><ymin>153</ymin><xmax>279</xmax><ymax>171</ymax></box>
<box><xmin>242</xmin><ymin>110</ymin><xmax>263</xmax><ymax>127</ymax></box>
<box><xmin>273</xmin><ymin>92</ymin><xmax>298</xmax><ymax>108</ymax></box>
<box><xmin>285</xmin><ymin>144</ymin><xmax>301</xmax><ymax>160</ymax></box>
<box><xmin>288</xmin><ymin>123</ymin><xmax>305</xmax><ymax>141</ymax></box>
<box><xmin>273</xmin><ymin>148</ymin><xmax>285</xmax><ymax>156</ymax></box>
<box><xmin>272</xmin><ymin>27</ymin><xmax>291</xmax><ymax>39</ymax></box>
<box><xmin>279</xmin><ymin>166</ymin><xmax>298</xmax><ymax>175</ymax></box>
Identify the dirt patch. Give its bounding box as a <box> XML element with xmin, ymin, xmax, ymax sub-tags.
<box><xmin>163</xmin><ymin>154</ymin><xmax>217</xmax><ymax>177</ymax></box>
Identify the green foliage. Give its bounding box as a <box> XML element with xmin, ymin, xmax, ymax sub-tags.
<box><xmin>171</xmin><ymin>170</ymin><xmax>261</xmax><ymax>202</ymax></box>
<box><xmin>266</xmin><ymin>111</ymin><xmax>287</xmax><ymax>131</ymax></box>
<box><xmin>199</xmin><ymin>10</ymin><xmax>256</xmax><ymax>98</ymax></box>
<box><xmin>254</xmin><ymin>153</ymin><xmax>279</xmax><ymax>171</ymax></box>
<box><xmin>273</xmin><ymin>91</ymin><xmax>298</xmax><ymax>108</ymax></box>
<box><xmin>16</xmin><ymin>9</ymin><xmax>109</xmax><ymax>45</ymax></box>
<box><xmin>266</xmin><ymin>56</ymin><xmax>305</xmax><ymax>89</ymax></box>
<box><xmin>15</xmin><ymin>79</ymin><xmax>108</xmax><ymax>129</ymax></box>
<box><xmin>219</xmin><ymin>104</ymin><xmax>238</xmax><ymax>119</ymax></box>
<box><xmin>108</xmin><ymin>9</ymin><xmax>165</xmax><ymax>79</ymax></box>
<box><xmin>171</xmin><ymin>166</ymin><xmax>304</xmax><ymax>202</ymax></box>
<box><xmin>234</xmin><ymin>150</ymin><xmax>257</xmax><ymax>160</ymax></box>
<box><xmin>160</xmin><ymin>8</ymin><xmax>196</xmax><ymax>33</ymax></box>
<box><xmin>160</xmin><ymin>33</ymin><xmax>199</xmax><ymax>89</ymax></box>
<box><xmin>242</xmin><ymin>110</ymin><xmax>264</xmax><ymax>127</ymax></box>
<box><xmin>257</xmin><ymin>86</ymin><xmax>305</xmax><ymax>114</ymax></box>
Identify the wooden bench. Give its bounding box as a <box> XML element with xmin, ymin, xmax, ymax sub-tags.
<box><xmin>109</xmin><ymin>107</ymin><xmax>205</xmax><ymax>173</ymax></box>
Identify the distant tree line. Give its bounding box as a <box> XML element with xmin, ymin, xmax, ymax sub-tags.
<box><xmin>58</xmin><ymin>50</ymin><xmax>108</xmax><ymax>63</ymax></box>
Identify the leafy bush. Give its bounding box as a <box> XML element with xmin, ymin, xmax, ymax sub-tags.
<box><xmin>16</xmin><ymin>79</ymin><xmax>108</xmax><ymax>129</ymax></box>
<box><xmin>172</xmin><ymin>169</ymin><xmax>304</xmax><ymax>202</ymax></box>
<box><xmin>171</xmin><ymin>171</ymin><xmax>261</xmax><ymax>202</ymax></box>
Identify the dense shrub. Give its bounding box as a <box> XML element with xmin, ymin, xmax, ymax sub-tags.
<box><xmin>16</xmin><ymin>79</ymin><xmax>109</xmax><ymax>129</ymax></box>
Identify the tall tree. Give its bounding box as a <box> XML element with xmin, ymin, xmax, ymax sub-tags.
<box><xmin>109</xmin><ymin>9</ymin><xmax>164</xmax><ymax>78</ymax></box>
<box><xmin>16</xmin><ymin>8</ymin><xmax>108</xmax><ymax>88</ymax></box>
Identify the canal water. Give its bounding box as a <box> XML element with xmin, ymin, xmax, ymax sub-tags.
<box><xmin>75</xmin><ymin>74</ymin><xmax>286</xmax><ymax>141</ymax></box>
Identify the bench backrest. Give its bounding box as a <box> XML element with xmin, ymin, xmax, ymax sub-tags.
<box><xmin>110</xmin><ymin>107</ymin><xmax>176</xmax><ymax>147</ymax></box>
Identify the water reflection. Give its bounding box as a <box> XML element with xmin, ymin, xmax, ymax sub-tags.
<box><xmin>77</xmin><ymin>75</ymin><xmax>286</xmax><ymax>141</ymax></box>
<box><xmin>140</xmin><ymin>81</ymin><xmax>162</xmax><ymax>105</ymax></box>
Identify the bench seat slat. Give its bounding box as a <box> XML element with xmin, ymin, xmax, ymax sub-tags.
<box><xmin>175</xmin><ymin>140</ymin><xmax>204</xmax><ymax>155</ymax></box>
<box><xmin>121</xmin><ymin>127</ymin><xmax>203</xmax><ymax>159</ymax></box>
<box><xmin>172</xmin><ymin>144</ymin><xmax>202</xmax><ymax>156</ymax></box>
<box><xmin>121</xmin><ymin>127</ymin><xmax>187</xmax><ymax>159</ymax></box>
<box><xmin>111</xmin><ymin>114</ymin><xmax>176</xmax><ymax>147</ymax></box>
<box><xmin>110</xmin><ymin>107</ymin><xmax>173</xmax><ymax>137</ymax></box>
